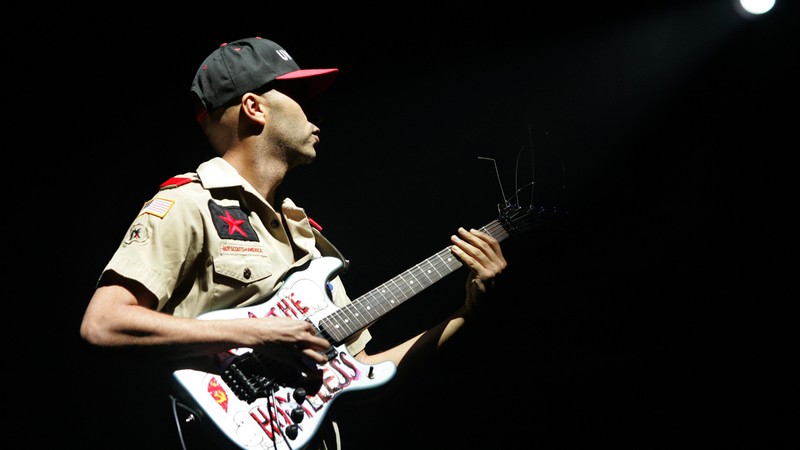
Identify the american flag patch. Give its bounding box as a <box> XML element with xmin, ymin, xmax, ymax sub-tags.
<box><xmin>140</xmin><ymin>197</ymin><xmax>175</xmax><ymax>218</ymax></box>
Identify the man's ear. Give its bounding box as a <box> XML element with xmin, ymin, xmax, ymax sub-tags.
<box><xmin>240</xmin><ymin>92</ymin><xmax>268</xmax><ymax>125</ymax></box>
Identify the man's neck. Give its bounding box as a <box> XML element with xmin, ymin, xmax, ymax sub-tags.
<box><xmin>222</xmin><ymin>152</ymin><xmax>288</xmax><ymax>207</ymax></box>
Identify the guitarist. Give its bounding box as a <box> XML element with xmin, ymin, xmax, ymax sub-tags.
<box><xmin>80</xmin><ymin>36</ymin><xmax>508</xmax><ymax>450</ymax></box>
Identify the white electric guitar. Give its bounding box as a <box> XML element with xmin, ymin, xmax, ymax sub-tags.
<box><xmin>171</xmin><ymin>204</ymin><xmax>557</xmax><ymax>450</ymax></box>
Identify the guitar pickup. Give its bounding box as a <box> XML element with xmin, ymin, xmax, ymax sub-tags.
<box><xmin>322</xmin><ymin>345</ymin><xmax>338</xmax><ymax>360</ymax></box>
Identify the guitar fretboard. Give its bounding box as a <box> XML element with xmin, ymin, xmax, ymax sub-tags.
<box><xmin>318</xmin><ymin>219</ymin><xmax>511</xmax><ymax>343</ymax></box>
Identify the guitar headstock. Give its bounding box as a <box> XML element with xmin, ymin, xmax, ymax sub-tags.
<box><xmin>497</xmin><ymin>203</ymin><xmax>562</xmax><ymax>236</ymax></box>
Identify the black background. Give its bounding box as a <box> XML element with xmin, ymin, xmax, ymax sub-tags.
<box><xmin>24</xmin><ymin>1</ymin><xmax>798</xmax><ymax>448</ymax></box>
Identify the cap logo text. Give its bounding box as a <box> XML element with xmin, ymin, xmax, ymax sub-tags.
<box><xmin>276</xmin><ymin>50</ymin><xmax>292</xmax><ymax>61</ymax></box>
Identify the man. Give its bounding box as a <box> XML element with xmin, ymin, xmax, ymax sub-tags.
<box><xmin>80</xmin><ymin>36</ymin><xmax>507</xmax><ymax>450</ymax></box>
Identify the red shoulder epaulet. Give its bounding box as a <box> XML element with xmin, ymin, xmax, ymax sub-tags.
<box><xmin>159</xmin><ymin>177</ymin><xmax>194</xmax><ymax>189</ymax></box>
<box><xmin>308</xmin><ymin>217</ymin><xmax>323</xmax><ymax>231</ymax></box>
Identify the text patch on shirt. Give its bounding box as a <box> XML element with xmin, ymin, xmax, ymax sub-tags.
<box><xmin>208</xmin><ymin>200</ymin><xmax>259</xmax><ymax>242</ymax></box>
<box><xmin>219</xmin><ymin>242</ymin><xmax>267</xmax><ymax>255</ymax></box>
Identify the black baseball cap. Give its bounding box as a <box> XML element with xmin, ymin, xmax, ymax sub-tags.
<box><xmin>191</xmin><ymin>36</ymin><xmax>338</xmax><ymax>122</ymax></box>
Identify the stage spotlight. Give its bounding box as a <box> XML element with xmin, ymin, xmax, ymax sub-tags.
<box><xmin>736</xmin><ymin>0</ymin><xmax>776</xmax><ymax>17</ymax></box>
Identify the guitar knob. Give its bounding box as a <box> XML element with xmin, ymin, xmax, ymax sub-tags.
<box><xmin>285</xmin><ymin>424</ymin><xmax>298</xmax><ymax>440</ymax></box>
<box><xmin>292</xmin><ymin>387</ymin><xmax>307</xmax><ymax>403</ymax></box>
<box><xmin>290</xmin><ymin>406</ymin><xmax>305</xmax><ymax>423</ymax></box>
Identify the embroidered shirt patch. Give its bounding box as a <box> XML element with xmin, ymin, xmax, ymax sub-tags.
<box><xmin>220</xmin><ymin>243</ymin><xmax>266</xmax><ymax>255</ymax></box>
<box><xmin>208</xmin><ymin>201</ymin><xmax>259</xmax><ymax>242</ymax></box>
<box><xmin>124</xmin><ymin>222</ymin><xmax>150</xmax><ymax>244</ymax></box>
<box><xmin>141</xmin><ymin>197</ymin><xmax>175</xmax><ymax>218</ymax></box>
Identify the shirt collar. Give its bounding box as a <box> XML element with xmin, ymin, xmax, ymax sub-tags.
<box><xmin>196</xmin><ymin>157</ymin><xmax>303</xmax><ymax>216</ymax></box>
<box><xmin>196</xmin><ymin>157</ymin><xmax>243</xmax><ymax>189</ymax></box>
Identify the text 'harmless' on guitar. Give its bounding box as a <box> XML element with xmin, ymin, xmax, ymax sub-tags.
<box><xmin>171</xmin><ymin>203</ymin><xmax>558</xmax><ymax>450</ymax></box>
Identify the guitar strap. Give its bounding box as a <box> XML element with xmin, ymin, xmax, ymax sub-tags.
<box><xmin>312</xmin><ymin>228</ymin><xmax>350</xmax><ymax>274</ymax></box>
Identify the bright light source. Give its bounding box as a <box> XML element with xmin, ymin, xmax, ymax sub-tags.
<box><xmin>738</xmin><ymin>0</ymin><xmax>776</xmax><ymax>15</ymax></box>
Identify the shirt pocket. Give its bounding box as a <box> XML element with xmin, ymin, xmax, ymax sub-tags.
<box><xmin>212</xmin><ymin>253</ymin><xmax>273</xmax><ymax>284</ymax></box>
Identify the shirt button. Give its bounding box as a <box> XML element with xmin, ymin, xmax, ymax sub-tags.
<box><xmin>243</xmin><ymin>268</ymin><xmax>251</xmax><ymax>279</ymax></box>
<box><xmin>270</xmin><ymin>219</ymin><xmax>280</xmax><ymax>228</ymax></box>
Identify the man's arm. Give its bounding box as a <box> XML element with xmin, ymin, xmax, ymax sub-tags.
<box><xmin>80</xmin><ymin>272</ymin><xmax>332</xmax><ymax>365</ymax></box>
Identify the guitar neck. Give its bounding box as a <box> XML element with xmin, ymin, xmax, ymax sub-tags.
<box><xmin>318</xmin><ymin>219</ymin><xmax>510</xmax><ymax>343</ymax></box>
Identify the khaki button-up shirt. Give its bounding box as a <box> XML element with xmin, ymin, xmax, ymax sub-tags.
<box><xmin>102</xmin><ymin>156</ymin><xmax>370</xmax><ymax>353</ymax></box>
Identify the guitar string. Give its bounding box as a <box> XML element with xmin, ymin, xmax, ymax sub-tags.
<box><xmin>321</xmin><ymin>228</ymin><xmax>491</xmax><ymax>340</ymax></box>
<box><xmin>319</xmin><ymin>218</ymin><xmax>513</xmax><ymax>342</ymax></box>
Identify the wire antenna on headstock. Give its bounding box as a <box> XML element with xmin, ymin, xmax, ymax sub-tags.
<box><xmin>481</xmin><ymin>125</ymin><xmax>537</xmax><ymax>208</ymax></box>
<box><xmin>480</xmin><ymin>124</ymin><xmax>567</xmax><ymax>212</ymax></box>
<box><xmin>527</xmin><ymin>124</ymin><xmax>536</xmax><ymax>206</ymax></box>
<box><xmin>478</xmin><ymin>126</ymin><xmax>565</xmax><ymax>234</ymax></box>
<box><xmin>477</xmin><ymin>156</ymin><xmax>510</xmax><ymax>207</ymax></box>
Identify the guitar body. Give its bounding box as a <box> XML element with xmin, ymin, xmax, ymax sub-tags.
<box><xmin>172</xmin><ymin>257</ymin><xmax>397</xmax><ymax>450</ymax></box>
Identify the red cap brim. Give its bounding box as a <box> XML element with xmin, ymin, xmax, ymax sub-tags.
<box><xmin>276</xmin><ymin>68</ymin><xmax>339</xmax><ymax>97</ymax></box>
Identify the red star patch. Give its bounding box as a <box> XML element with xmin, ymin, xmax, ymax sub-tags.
<box><xmin>208</xmin><ymin>201</ymin><xmax>259</xmax><ymax>242</ymax></box>
<box><xmin>218</xmin><ymin>210</ymin><xmax>248</xmax><ymax>237</ymax></box>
